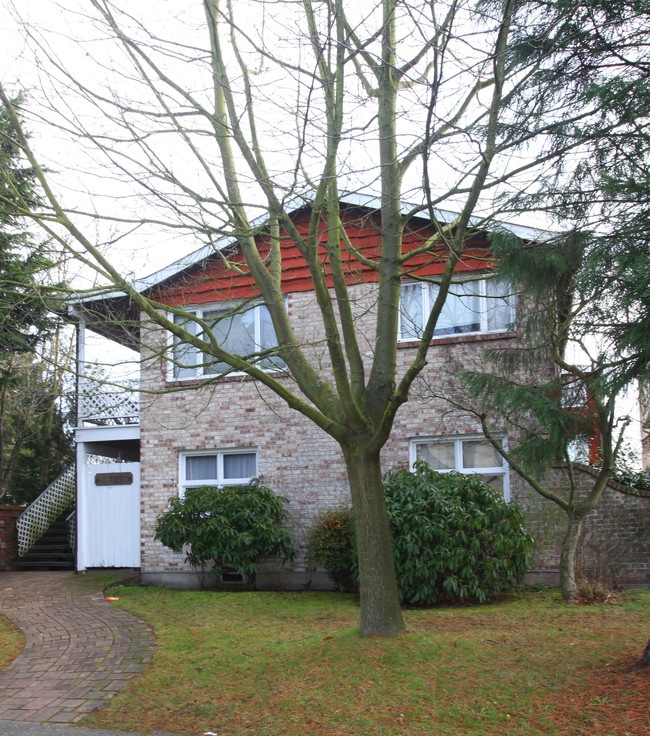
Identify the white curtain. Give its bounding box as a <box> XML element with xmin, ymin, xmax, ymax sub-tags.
<box><xmin>431</xmin><ymin>282</ymin><xmax>480</xmax><ymax>334</ymax></box>
<box><xmin>416</xmin><ymin>441</ymin><xmax>455</xmax><ymax>469</ymax></box>
<box><xmin>462</xmin><ymin>439</ymin><xmax>502</xmax><ymax>469</ymax></box>
<box><xmin>173</xmin><ymin>312</ymin><xmax>199</xmax><ymax>379</ymax></box>
<box><xmin>485</xmin><ymin>279</ymin><xmax>514</xmax><ymax>331</ymax></box>
<box><xmin>223</xmin><ymin>453</ymin><xmax>256</xmax><ymax>480</ymax></box>
<box><xmin>186</xmin><ymin>455</ymin><xmax>218</xmax><ymax>481</ymax></box>
<box><xmin>203</xmin><ymin>307</ymin><xmax>256</xmax><ymax>374</ymax></box>
<box><xmin>399</xmin><ymin>283</ymin><xmax>423</xmax><ymax>339</ymax></box>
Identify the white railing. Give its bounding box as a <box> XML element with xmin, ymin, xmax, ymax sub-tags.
<box><xmin>77</xmin><ymin>378</ymin><xmax>140</xmax><ymax>426</ymax></box>
<box><xmin>17</xmin><ymin>464</ymin><xmax>76</xmax><ymax>556</ymax></box>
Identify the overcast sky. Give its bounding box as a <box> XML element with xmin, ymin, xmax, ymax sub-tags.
<box><xmin>1</xmin><ymin>0</ymin><xmax>208</xmax><ymax>282</ymax></box>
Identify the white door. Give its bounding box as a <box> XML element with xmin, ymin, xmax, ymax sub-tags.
<box><xmin>81</xmin><ymin>463</ymin><xmax>141</xmax><ymax>568</ymax></box>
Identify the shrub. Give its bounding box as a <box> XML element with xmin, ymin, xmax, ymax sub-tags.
<box><xmin>307</xmin><ymin>464</ymin><xmax>532</xmax><ymax>604</ymax></box>
<box><xmin>154</xmin><ymin>480</ymin><xmax>295</xmax><ymax>587</ymax></box>
<box><xmin>384</xmin><ymin>462</ymin><xmax>533</xmax><ymax>604</ymax></box>
<box><xmin>305</xmin><ymin>506</ymin><xmax>357</xmax><ymax>592</ymax></box>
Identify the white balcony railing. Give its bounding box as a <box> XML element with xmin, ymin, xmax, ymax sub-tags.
<box><xmin>77</xmin><ymin>378</ymin><xmax>140</xmax><ymax>426</ymax></box>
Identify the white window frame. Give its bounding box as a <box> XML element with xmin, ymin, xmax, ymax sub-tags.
<box><xmin>179</xmin><ymin>448</ymin><xmax>258</xmax><ymax>497</ymax></box>
<box><xmin>409</xmin><ymin>435</ymin><xmax>510</xmax><ymax>500</ymax></box>
<box><xmin>167</xmin><ymin>301</ymin><xmax>283</xmax><ymax>381</ymax></box>
<box><xmin>398</xmin><ymin>276</ymin><xmax>515</xmax><ymax>342</ymax></box>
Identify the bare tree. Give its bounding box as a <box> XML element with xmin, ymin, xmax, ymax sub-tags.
<box><xmin>0</xmin><ymin>0</ymin><xmax>610</xmax><ymax>635</ymax></box>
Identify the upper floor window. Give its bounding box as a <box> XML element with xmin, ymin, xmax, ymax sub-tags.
<box><xmin>399</xmin><ymin>277</ymin><xmax>515</xmax><ymax>341</ymax></box>
<box><xmin>171</xmin><ymin>302</ymin><xmax>281</xmax><ymax>380</ymax></box>
<box><xmin>179</xmin><ymin>449</ymin><xmax>257</xmax><ymax>497</ymax></box>
<box><xmin>410</xmin><ymin>435</ymin><xmax>510</xmax><ymax>499</ymax></box>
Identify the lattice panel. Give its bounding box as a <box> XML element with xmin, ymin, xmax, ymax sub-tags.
<box><xmin>87</xmin><ymin>453</ymin><xmax>121</xmax><ymax>465</ymax></box>
<box><xmin>17</xmin><ymin>464</ymin><xmax>76</xmax><ymax>556</ymax></box>
<box><xmin>78</xmin><ymin>379</ymin><xmax>140</xmax><ymax>426</ymax></box>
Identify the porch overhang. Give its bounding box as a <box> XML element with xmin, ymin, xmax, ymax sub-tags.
<box><xmin>69</xmin><ymin>294</ymin><xmax>141</xmax><ymax>352</ymax></box>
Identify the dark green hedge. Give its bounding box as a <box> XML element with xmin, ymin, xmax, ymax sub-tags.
<box><xmin>384</xmin><ymin>462</ymin><xmax>533</xmax><ymax>604</ymax></box>
<box><xmin>306</xmin><ymin>462</ymin><xmax>533</xmax><ymax>604</ymax></box>
<box><xmin>154</xmin><ymin>481</ymin><xmax>295</xmax><ymax>586</ymax></box>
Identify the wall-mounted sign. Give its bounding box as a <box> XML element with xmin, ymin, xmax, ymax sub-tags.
<box><xmin>95</xmin><ymin>472</ymin><xmax>134</xmax><ymax>487</ymax></box>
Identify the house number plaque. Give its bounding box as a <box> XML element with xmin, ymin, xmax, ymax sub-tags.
<box><xmin>95</xmin><ymin>472</ymin><xmax>133</xmax><ymax>486</ymax></box>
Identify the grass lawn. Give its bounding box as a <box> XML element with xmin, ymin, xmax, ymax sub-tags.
<box><xmin>0</xmin><ymin>614</ymin><xmax>23</xmax><ymax>670</ymax></box>
<box><xmin>77</xmin><ymin>585</ymin><xmax>650</xmax><ymax>736</ymax></box>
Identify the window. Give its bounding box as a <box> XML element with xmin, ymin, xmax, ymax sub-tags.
<box><xmin>566</xmin><ymin>437</ymin><xmax>590</xmax><ymax>463</ymax></box>
<box><xmin>561</xmin><ymin>374</ymin><xmax>600</xmax><ymax>464</ymax></box>
<box><xmin>179</xmin><ymin>449</ymin><xmax>257</xmax><ymax>496</ymax></box>
<box><xmin>410</xmin><ymin>436</ymin><xmax>510</xmax><ymax>499</ymax></box>
<box><xmin>171</xmin><ymin>302</ymin><xmax>282</xmax><ymax>380</ymax></box>
<box><xmin>399</xmin><ymin>277</ymin><xmax>514</xmax><ymax>341</ymax></box>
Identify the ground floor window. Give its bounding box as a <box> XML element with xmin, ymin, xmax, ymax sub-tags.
<box><xmin>410</xmin><ymin>436</ymin><xmax>510</xmax><ymax>500</ymax></box>
<box><xmin>179</xmin><ymin>449</ymin><xmax>257</xmax><ymax>496</ymax></box>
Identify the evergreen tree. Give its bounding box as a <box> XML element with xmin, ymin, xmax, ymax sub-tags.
<box><xmin>506</xmin><ymin>0</ymin><xmax>650</xmax><ymax>390</ymax></box>
<box><xmin>0</xmin><ymin>94</ymin><xmax>57</xmax><ymax>352</ymax></box>
<box><xmin>0</xmin><ymin>350</ymin><xmax>73</xmax><ymax>504</ymax></box>
<box><xmin>458</xmin><ymin>232</ymin><xmax>642</xmax><ymax>601</ymax></box>
<box><xmin>478</xmin><ymin>3</ymin><xmax>650</xmax><ymax>669</ymax></box>
<box><xmin>0</xmin><ymin>95</ymin><xmax>71</xmax><ymax>504</ymax></box>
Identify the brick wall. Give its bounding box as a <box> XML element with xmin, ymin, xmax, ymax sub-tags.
<box><xmin>0</xmin><ymin>507</ymin><xmax>21</xmax><ymax>570</ymax></box>
<box><xmin>137</xmin><ymin>285</ymin><xmax>650</xmax><ymax>589</ymax></box>
<box><xmin>518</xmin><ymin>465</ymin><xmax>650</xmax><ymax>588</ymax></box>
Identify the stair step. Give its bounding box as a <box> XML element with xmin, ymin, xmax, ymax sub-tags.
<box><xmin>20</xmin><ymin>547</ymin><xmax>72</xmax><ymax>560</ymax></box>
<box><xmin>16</xmin><ymin>507</ymin><xmax>75</xmax><ymax>571</ymax></box>
<box><xmin>31</xmin><ymin>538</ymin><xmax>70</xmax><ymax>545</ymax></box>
<box><xmin>14</xmin><ymin>561</ymin><xmax>74</xmax><ymax>571</ymax></box>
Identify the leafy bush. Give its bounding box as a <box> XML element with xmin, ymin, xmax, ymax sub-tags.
<box><xmin>612</xmin><ymin>467</ymin><xmax>650</xmax><ymax>494</ymax></box>
<box><xmin>384</xmin><ymin>462</ymin><xmax>533</xmax><ymax>604</ymax></box>
<box><xmin>306</xmin><ymin>464</ymin><xmax>532</xmax><ymax>604</ymax></box>
<box><xmin>154</xmin><ymin>480</ymin><xmax>295</xmax><ymax>587</ymax></box>
<box><xmin>305</xmin><ymin>506</ymin><xmax>357</xmax><ymax>592</ymax></box>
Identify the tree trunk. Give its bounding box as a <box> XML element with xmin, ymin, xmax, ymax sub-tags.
<box><xmin>638</xmin><ymin>639</ymin><xmax>650</xmax><ymax>669</ymax></box>
<box><xmin>37</xmin><ymin>395</ymin><xmax>57</xmax><ymax>491</ymax></box>
<box><xmin>559</xmin><ymin>514</ymin><xmax>583</xmax><ymax>601</ymax></box>
<box><xmin>343</xmin><ymin>446</ymin><xmax>405</xmax><ymax>637</ymax></box>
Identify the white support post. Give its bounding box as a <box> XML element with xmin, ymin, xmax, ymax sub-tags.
<box><xmin>76</xmin><ymin>315</ymin><xmax>86</xmax><ymax>428</ymax></box>
<box><xmin>75</xmin><ymin>313</ymin><xmax>87</xmax><ymax>571</ymax></box>
<box><xmin>75</xmin><ymin>440</ymin><xmax>88</xmax><ymax>572</ymax></box>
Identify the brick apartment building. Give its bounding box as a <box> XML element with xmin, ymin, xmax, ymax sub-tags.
<box><xmin>66</xmin><ymin>194</ymin><xmax>649</xmax><ymax>589</ymax></box>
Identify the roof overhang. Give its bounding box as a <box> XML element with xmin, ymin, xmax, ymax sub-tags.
<box><xmin>69</xmin><ymin>293</ymin><xmax>141</xmax><ymax>351</ymax></box>
<box><xmin>69</xmin><ymin>192</ymin><xmax>552</xmax><ymax>348</ymax></box>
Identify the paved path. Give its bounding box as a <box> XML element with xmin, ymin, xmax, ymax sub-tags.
<box><xmin>0</xmin><ymin>572</ymin><xmax>154</xmax><ymax>726</ymax></box>
<box><xmin>0</xmin><ymin>725</ymin><xmax>179</xmax><ymax>736</ymax></box>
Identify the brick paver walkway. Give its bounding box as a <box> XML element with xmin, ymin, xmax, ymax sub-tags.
<box><xmin>0</xmin><ymin>572</ymin><xmax>153</xmax><ymax>725</ymax></box>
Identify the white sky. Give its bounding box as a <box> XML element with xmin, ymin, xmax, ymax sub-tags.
<box><xmin>1</xmin><ymin>0</ymin><xmax>210</xmax><ymax>280</ymax></box>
